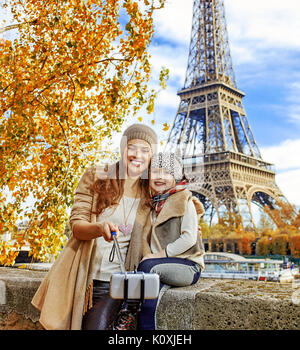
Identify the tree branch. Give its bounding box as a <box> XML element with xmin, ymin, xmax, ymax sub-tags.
<box><xmin>0</xmin><ymin>19</ymin><xmax>37</xmax><ymax>34</ymax></box>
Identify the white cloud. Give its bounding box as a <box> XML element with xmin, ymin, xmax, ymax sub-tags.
<box><xmin>155</xmin><ymin>87</ymin><xmax>179</xmax><ymax>109</ymax></box>
<box><xmin>226</xmin><ymin>0</ymin><xmax>300</xmax><ymax>50</ymax></box>
<box><xmin>261</xmin><ymin>139</ymin><xmax>300</xmax><ymax>206</ymax></box>
<box><xmin>152</xmin><ymin>0</ymin><xmax>300</xmax><ymax>67</ymax></box>
<box><xmin>276</xmin><ymin>169</ymin><xmax>300</xmax><ymax>206</ymax></box>
<box><xmin>153</xmin><ymin>0</ymin><xmax>193</xmax><ymax>45</ymax></box>
<box><xmin>284</xmin><ymin>81</ymin><xmax>300</xmax><ymax>125</ymax></box>
<box><xmin>261</xmin><ymin>139</ymin><xmax>300</xmax><ymax>171</ymax></box>
<box><xmin>149</xmin><ymin>44</ymin><xmax>187</xmax><ymax>85</ymax></box>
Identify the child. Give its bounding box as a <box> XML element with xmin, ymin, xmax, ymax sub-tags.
<box><xmin>136</xmin><ymin>150</ymin><xmax>206</xmax><ymax>330</ymax></box>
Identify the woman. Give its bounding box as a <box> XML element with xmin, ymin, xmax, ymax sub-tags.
<box><xmin>31</xmin><ymin>123</ymin><xmax>158</xmax><ymax>330</ymax></box>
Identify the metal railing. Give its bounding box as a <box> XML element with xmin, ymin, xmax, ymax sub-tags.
<box><xmin>182</xmin><ymin>151</ymin><xmax>275</xmax><ymax>172</ymax></box>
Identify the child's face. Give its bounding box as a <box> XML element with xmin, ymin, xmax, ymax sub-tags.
<box><xmin>150</xmin><ymin>167</ymin><xmax>175</xmax><ymax>194</ymax></box>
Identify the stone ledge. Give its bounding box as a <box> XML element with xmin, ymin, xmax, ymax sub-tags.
<box><xmin>0</xmin><ymin>267</ymin><xmax>46</xmax><ymax>330</ymax></box>
<box><xmin>0</xmin><ymin>267</ymin><xmax>299</xmax><ymax>330</ymax></box>
<box><xmin>156</xmin><ymin>279</ymin><xmax>300</xmax><ymax>330</ymax></box>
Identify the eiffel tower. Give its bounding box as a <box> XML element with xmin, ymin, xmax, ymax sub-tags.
<box><xmin>165</xmin><ymin>0</ymin><xmax>288</xmax><ymax>228</ymax></box>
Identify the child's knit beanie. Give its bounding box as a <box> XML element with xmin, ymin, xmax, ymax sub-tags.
<box><xmin>151</xmin><ymin>150</ymin><xmax>183</xmax><ymax>181</ymax></box>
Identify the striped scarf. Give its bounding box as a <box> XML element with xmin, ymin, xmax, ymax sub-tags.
<box><xmin>150</xmin><ymin>178</ymin><xmax>189</xmax><ymax>215</ymax></box>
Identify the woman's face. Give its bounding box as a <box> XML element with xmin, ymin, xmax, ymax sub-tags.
<box><xmin>150</xmin><ymin>167</ymin><xmax>175</xmax><ymax>194</ymax></box>
<box><xmin>123</xmin><ymin>139</ymin><xmax>152</xmax><ymax>177</ymax></box>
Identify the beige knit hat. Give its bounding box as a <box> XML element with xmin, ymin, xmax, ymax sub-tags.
<box><xmin>120</xmin><ymin>123</ymin><xmax>158</xmax><ymax>155</ymax></box>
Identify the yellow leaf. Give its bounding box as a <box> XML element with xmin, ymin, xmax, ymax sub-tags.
<box><xmin>162</xmin><ymin>123</ymin><xmax>169</xmax><ymax>131</ymax></box>
<box><xmin>138</xmin><ymin>117</ymin><xmax>143</xmax><ymax>122</ymax></box>
<box><xmin>18</xmin><ymin>264</ymin><xmax>27</xmax><ymax>269</ymax></box>
<box><xmin>151</xmin><ymin>119</ymin><xmax>155</xmax><ymax>125</ymax></box>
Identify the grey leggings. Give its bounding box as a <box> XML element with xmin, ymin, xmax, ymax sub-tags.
<box><xmin>146</xmin><ymin>259</ymin><xmax>201</xmax><ymax>287</ymax></box>
<box><xmin>137</xmin><ymin>257</ymin><xmax>201</xmax><ymax>330</ymax></box>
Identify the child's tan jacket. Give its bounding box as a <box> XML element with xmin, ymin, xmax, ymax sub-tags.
<box><xmin>144</xmin><ymin>189</ymin><xmax>206</xmax><ymax>269</ymax></box>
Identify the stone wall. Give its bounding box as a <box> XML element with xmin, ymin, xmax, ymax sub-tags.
<box><xmin>156</xmin><ymin>279</ymin><xmax>300</xmax><ymax>330</ymax></box>
<box><xmin>0</xmin><ymin>267</ymin><xmax>44</xmax><ymax>330</ymax></box>
<box><xmin>0</xmin><ymin>267</ymin><xmax>299</xmax><ymax>330</ymax></box>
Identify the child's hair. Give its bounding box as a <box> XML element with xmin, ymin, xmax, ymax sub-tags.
<box><xmin>150</xmin><ymin>150</ymin><xmax>183</xmax><ymax>181</ymax></box>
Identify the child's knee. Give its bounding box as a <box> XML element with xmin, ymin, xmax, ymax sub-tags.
<box><xmin>137</xmin><ymin>259</ymin><xmax>156</xmax><ymax>273</ymax></box>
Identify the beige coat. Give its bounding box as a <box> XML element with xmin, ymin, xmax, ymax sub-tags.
<box><xmin>31</xmin><ymin>164</ymin><xmax>152</xmax><ymax>330</ymax></box>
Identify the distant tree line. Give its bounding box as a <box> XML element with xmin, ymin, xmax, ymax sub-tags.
<box><xmin>200</xmin><ymin>201</ymin><xmax>300</xmax><ymax>258</ymax></box>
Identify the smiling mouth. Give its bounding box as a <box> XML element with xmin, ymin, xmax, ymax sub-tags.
<box><xmin>129</xmin><ymin>159</ymin><xmax>144</xmax><ymax>167</ymax></box>
<box><xmin>154</xmin><ymin>181</ymin><xmax>166</xmax><ymax>186</ymax></box>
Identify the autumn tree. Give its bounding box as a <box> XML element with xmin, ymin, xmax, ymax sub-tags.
<box><xmin>263</xmin><ymin>199</ymin><xmax>297</xmax><ymax>229</ymax></box>
<box><xmin>272</xmin><ymin>233</ymin><xmax>289</xmax><ymax>256</ymax></box>
<box><xmin>256</xmin><ymin>236</ymin><xmax>273</xmax><ymax>256</ymax></box>
<box><xmin>237</xmin><ymin>231</ymin><xmax>256</xmax><ymax>255</ymax></box>
<box><xmin>256</xmin><ymin>210</ymin><xmax>275</xmax><ymax>233</ymax></box>
<box><xmin>289</xmin><ymin>234</ymin><xmax>300</xmax><ymax>258</ymax></box>
<box><xmin>199</xmin><ymin>218</ymin><xmax>211</xmax><ymax>239</ymax></box>
<box><xmin>218</xmin><ymin>211</ymin><xmax>243</xmax><ymax>232</ymax></box>
<box><xmin>292</xmin><ymin>209</ymin><xmax>300</xmax><ymax>231</ymax></box>
<box><xmin>0</xmin><ymin>0</ymin><xmax>168</xmax><ymax>265</ymax></box>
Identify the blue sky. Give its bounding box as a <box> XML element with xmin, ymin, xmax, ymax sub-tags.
<box><xmin>141</xmin><ymin>0</ymin><xmax>300</xmax><ymax>207</ymax></box>
<box><xmin>1</xmin><ymin>0</ymin><xmax>300</xmax><ymax>208</ymax></box>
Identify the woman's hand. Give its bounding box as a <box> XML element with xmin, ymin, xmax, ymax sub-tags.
<box><xmin>95</xmin><ymin>222</ymin><xmax>119</xmax><ymax>242</ymax></box>
<box><xmin>73</xmin><ymin>220</ymin><xmax>119</xmax><ymax>241</ymax></box>
<box><xmin>141</xmin><ymin>249</ymin><xmax>167</xmax><ymax>261</ymax></box>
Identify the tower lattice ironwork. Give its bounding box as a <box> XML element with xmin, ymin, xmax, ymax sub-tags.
<box><xmin>165</xmin><ymin>0</ymin><xmax>289</xmax><ymax>228</ymax></box>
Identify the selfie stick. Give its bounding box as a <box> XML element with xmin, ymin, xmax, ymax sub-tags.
<box><xmin>111</xmin><ymin>231</ymin><xmax>126</xmax><ymax>274</ymax></box>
